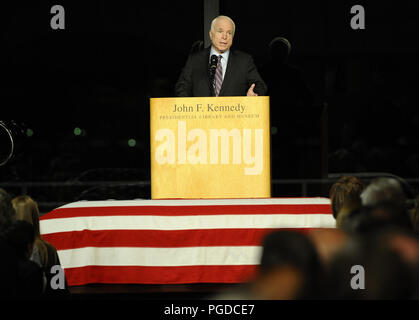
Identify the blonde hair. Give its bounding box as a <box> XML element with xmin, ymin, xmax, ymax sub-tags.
<box><xmin>12</xmin><ymin>195</ymin><xmax>49</xmax><ymax>267</ymax></box>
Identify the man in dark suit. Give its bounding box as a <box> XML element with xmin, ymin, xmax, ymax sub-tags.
<box><xmin>175</xmin><ymin>15</ymin><xmax>267</xmax><ymax>97</ymax></box>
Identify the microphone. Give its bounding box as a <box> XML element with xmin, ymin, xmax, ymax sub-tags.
<box><xmin>209</xmin><ymin>55</ymin><xmax>218</xmax><ymax>79</ymax></box>
<box><xmin>210</xmin><ymin>55</ymin><xmax>218</xmax><ymax>70</ymax></box>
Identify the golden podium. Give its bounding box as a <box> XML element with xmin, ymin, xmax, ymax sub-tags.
<box><xmin>150</xmin><ymin>96</ymin><xmax>270</xmax><ymax>199</ymax></box>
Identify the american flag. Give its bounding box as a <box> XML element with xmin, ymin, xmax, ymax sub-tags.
<box><xmin>39</xmin><ymin>198</ymin><xmax>334</xmax><ymax>286</ymax></box>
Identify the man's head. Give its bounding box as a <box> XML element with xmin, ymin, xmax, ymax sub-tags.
<box><xmin>269</xmin><ymin>37</ymin><xmax>291</xmax><ymax>63</ymax></box>
<box><xmin>256</xmin><ymin>230</ymin><xmax>322</xmax><ymax>299</ymax></box>
<box><xmin>209</xmin><ymin>15</ymin><xmax>235</xmax><ymax>54</ymax></box>
<box><xmin>361</xmin><ymin>177</ymin><xmax>406</xmax><ymax>209</ymax></box>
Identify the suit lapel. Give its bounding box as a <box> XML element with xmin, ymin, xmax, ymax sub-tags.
<box><xmin>219</xmin><ymin>49</ymin><xmax>235</xmax><ymax>96</ymax></box>
<box><xmin>202</xmin><ymin>47</ymin><xmax>213</xmax><ymax>96</ymax></box>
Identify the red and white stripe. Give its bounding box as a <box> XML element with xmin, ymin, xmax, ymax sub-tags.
<box><xmin>40</xmin><ymin>198</ymin><xmax>334</xmax><ymax>286</ymax></box>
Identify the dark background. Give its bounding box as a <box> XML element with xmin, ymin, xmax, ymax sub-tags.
<box><xmin>1</xmin><ymin>1</ymin><xmax>419</xmax><ymax>205</ymax></box>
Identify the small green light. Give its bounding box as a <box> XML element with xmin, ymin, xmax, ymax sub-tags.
<box><xmin>271</xmin><ymin>126</ymin><xmax>278</xmax><ymax>135</ymax></box>
<box><xmin>128</xmin><ymin>138</ymin><xmax>136</xmax><ymax>147</ymax></box>
<box><xmin>74</xmin><ymin>127</ymin><xmax>82</xmax><ymax>136</ymax></box>
<box><xmin>26</xmin><ymin>128</ymin><xmax>34</xmax><ymax>137</ymax></box>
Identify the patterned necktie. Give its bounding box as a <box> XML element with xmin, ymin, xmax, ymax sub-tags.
<box><xmin>214</xmin><ymin>55</ymin><xmax>223</xmax><ymax>96</ymax></box>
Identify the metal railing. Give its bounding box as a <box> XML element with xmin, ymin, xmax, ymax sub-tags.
<box><xmin>1</xmin><ymin>175</ymin><xmax>418</xmax><ymax>214</ymax></box>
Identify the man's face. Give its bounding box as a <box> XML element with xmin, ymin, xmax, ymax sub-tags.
<box><xmin>209</xmin><ymin>18</ymin><xmax>234</xmax><ymax>54</ymax></box>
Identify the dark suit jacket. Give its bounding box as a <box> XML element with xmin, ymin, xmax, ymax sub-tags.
<box><xmin>175</xmin><ymin>47</ymin><xmax>267</xmax><ymax>97</ymax></box>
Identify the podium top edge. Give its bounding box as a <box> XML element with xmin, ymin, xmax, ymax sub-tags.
<box><xmin>150</xmin><ymin>96</ymin><xmax>270</xmax><ymax>100</ymax></box>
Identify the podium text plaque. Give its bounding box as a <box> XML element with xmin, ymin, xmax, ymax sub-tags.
<box><xmin>150</xmin><ymin>96</ymin><xmax>270</xmax><ymax>199</ymax></box>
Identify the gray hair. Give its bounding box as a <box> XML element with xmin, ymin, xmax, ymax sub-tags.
<box><xmin>210</xmin><ymin>15</ymin><xmax>236</xmax><ymax>35</ymax></box>
<box><xmin>360</xmin><ymin>178</ymin><xmax>406</xmax><ymax>208</ymax></box>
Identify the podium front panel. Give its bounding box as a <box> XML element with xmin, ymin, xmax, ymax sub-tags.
<box><xmin>150</xmin><ymin>97</ymin><xmax>270</xmax><ymax>199</ymax></box>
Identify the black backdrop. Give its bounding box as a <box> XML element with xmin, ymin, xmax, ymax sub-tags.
<box><xmin>1</xmin><ymin>1</ymin><xmax>419</xmax><ymax>186</ymax></box>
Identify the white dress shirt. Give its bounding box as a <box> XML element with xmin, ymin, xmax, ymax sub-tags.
<box><xmin>210</xmin><ymin>46</ymin><xmax>229</xmax><ymax>80</ymax></box>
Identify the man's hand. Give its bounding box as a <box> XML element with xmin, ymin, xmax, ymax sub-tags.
<box><xmin>247</xmin><ymin>83</ymin><xmax>258</xmax><ymax>96</ymax></box>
